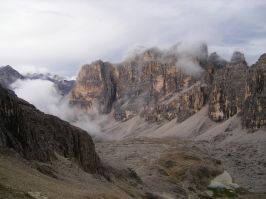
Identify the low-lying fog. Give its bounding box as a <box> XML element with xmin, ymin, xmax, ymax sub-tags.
<box><xmin>11</xmin><ymin>79</ymin><xmax>102</xmax><ymax>136</ymax></box>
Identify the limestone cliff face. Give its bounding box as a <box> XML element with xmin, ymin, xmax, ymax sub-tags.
<box><xmin>113</xmin><ymin>48</ymin><xmax>203</xmax><ymax>122</ymax></box>
<box><xmin>70</xmin><ymin>47</ymin><xmax>266</xmax><ymax>130</ymax></box>
<box><xmin>70</xmin><ymin>45</ymin><xmax>207</xmax><ymax>123</ymax></box>
<box><xmin>209</xmin><ymin>53</ymin><xmax>266</xmax><ymax>129</ymax></box>
<box><xmin>70</xmin><ymin>60</ymin><xmax>116</xmax><ymax>114</ymax></box>
<box><xmin>0</xmin><ymin>84</ymin><xmax>104</xmax><ymax>175</ymax></box>
<box><xmin>208</xmin><ymin>60</ymin><xmax>248</xmax><ymax>121</ymax></box>
<box><xmin>143</xmin><ymin>84</ymin><xmax>206</xmax><ymax>123</ymax></box>
<box><xmin>242</xmin><ymin>54</ymin><xmax>266</xmax><ymax>129</ymax></box>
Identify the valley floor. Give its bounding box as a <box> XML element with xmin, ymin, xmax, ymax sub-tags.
<box><xmin>101</xmin><ymin>106</ymin><xmax>266</xmax><ymax>193</ymax></box>
<box><xmin>0</xmin><ymin>136</ymin><xmax>265</xmax><ymax>199</ymax></box>
<box><xmin>0</xmin><ymin>107</ymin><xmax>265</xmax><ymax>199</ymax></box>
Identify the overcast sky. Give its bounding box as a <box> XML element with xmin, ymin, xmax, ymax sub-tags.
<box><xmin>0</xmin><ymin>0</ymin><xmax>265</xmax><ymax>76</ymax></box>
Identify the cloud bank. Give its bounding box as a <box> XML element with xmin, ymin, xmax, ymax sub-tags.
<box><xmin>11</xmin><ymin>79</ymin><xmax>102</xmax><ymax>136</ymax></box>
<box><xmin>0</xmin><ymin>0</ymin><xmax>266</xmax><ymax>75</ymax></box>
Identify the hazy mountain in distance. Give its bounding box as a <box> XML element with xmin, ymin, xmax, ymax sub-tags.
<box><xmin>0</xmin><ymin>65</ymin><xmax>75</xmax><ymax>96</ymax></box>
<box><xmin>0</xmin><ymin>65</ymin><xmax>24</xmax><ymax>88</ymax></box>
<box><xmin>25</xmin><ymin>73</ymin><xmax>75</xmax><ymax>96</ymax></box>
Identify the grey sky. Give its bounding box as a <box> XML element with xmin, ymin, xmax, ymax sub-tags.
<box><xmin>0</xmin><ymin>0</ymin><xmax>265</xmax><ymax>76</ymax></box>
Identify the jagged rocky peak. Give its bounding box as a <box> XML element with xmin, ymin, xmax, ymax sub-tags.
<box><xmin>230</xmin><ymin>51</ymin><xmax>247</xmax><ymax>65</ymax></box>
<box><xmin>70</xmin><ymin>60</ymin><xmax>116</xmax><ymax>113</ymax></box>
<box><xmin>208</xmin><ymin>51</ymin><xmax>248</xmax><ymax>122</ymax></box>
<box><xmin>208</xmin><ymin>54</ymin><xmax>247</xmax><ymax>121</ymax></box>
<box><xmin>255</xmin><ymin>53</ymin><xmax>266</xmax><ymax>66</ymax></box>
<box><xmin>207</xmin><ymin>52</ymin><xmax>227</xmax><ymax>69</ymax></box>
<box><xmin>209</xmin><ymin>53</ymin><xmax>266</xmax><ymax>129</ymax></box>
<box><xmin>0</xmin><ymin>84</ymin><xmax>105</xmax><ymax>175</ymax></box>
<box><xmin>0</xmin><ymin>65</ymin><xmax>24</xmax><ymax>88</ymax></box>
<box><xmin>70</xmin><ymin>44</ymin><xmax>266</xmax><ymax>129</ymax></box>
<box><xmin>0</xmin><ymin>65</ymin><xmax>74</xmax><ymax>95</ymax></box>
<box><xmin>242</xmin><ymin>57</ymin><xmax>266</xmax><ymax>129</ymax></box>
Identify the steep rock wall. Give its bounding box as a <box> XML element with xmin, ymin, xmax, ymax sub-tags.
<box><xmin>0</xmin><ymin>84</ymin><xmax>105</xmax><ymax>175</ymax></box>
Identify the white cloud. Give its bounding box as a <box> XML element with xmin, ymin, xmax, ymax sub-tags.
<box><xmin>11</xmin><ymin>79</ymin><xmax>102</xmax><ymax>136</ymax></box>
<box><xmin>0</xmin><ymin>0</ymin><xmax>265</xmax><ymax>75</ymax></box>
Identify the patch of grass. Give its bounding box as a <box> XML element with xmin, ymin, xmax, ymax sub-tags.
<box><xmin>208</xmin><ymin>187</ymin><xmax>238</xmax><ymax>198</ymax></box>
<box><xmin>0</xmin><ymin>183</ymin><xmax>32</xmax><ymax>199</ymax></box>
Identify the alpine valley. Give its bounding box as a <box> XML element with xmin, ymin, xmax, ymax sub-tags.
<box><xmin>0</xmin><ymin>43</ymin><xmax>265</xmax><ymax>199</ymax></box>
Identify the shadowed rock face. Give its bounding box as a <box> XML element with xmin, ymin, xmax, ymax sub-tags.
<box><xmin>0</xmin><ymin>84</ymin><xmax>104</xmax><ymax>175</ymax></box>
<box><xmin>207</xmin><ymin>52</ymin><xmax>227</xmax><ymax>69</ymax></box>
<box><xmin>0</xmin><ymin>65</ymin><xmax>24</xmax><ymax>88</ymax></box>
<box><xmin>209</xmin><ymin>53</ymin><xmax>266</xmax><ymax>129</ymax></box>
<box><xmin>230</xmin><ymin>51</ymin><xmax>247</xmax><ymax>65</ymax></box>
<box><xmin>242</xmin><ymin>54</ymin><xmax>266</xmax><ymax>129</ymax></box>
<box><xmin>208</xmin><ymin>62</ymin><xmax>248</xmax><ymax>121</ymax></box>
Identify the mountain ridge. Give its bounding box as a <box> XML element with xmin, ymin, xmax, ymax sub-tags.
<box><xmin>70</xmin><ymin>44</ymin><xmax>266</xmax><ymax>130</ymax></box>
<box><xmin>0</xmin><ymin>66</ymin><xmax>75</xmax><ymax>96</ymax></box>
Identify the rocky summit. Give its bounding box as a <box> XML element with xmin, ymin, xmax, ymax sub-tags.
<box><xmin>0</xmin><ymin>65</ymin><xmax>24</xmax><ymax>88</ymax></box>
<box><xmin>70</xmin><ymin>44</ymin><xmax>266</xmax><ymax>130</ymax></box>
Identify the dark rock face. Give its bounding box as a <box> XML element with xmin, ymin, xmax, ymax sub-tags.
<box><xmin>0</xmin><ymin>65</ymin><xmax>24</xmax><ymax>88</ymax></box>
<box><xmin>209</xmin><ymin>53</ymin><xmax>266</xmax><ymax>129</ymax></box>
<box><xmin>208</xmin><ymin>52</ymin><xmax>249</xmax><ymax>121</ymax></box>
<box><xmin>0</xmin><ymin>84</ymin><xmax>104</xmax><ymax>175</ymax></box>
<box><xmin>70</xmin><ymin>60</ymin><xmax>117</xmax><ymax>113</ymax></box>
<box><xmin>230</xmin><ymin>51</ymin><xmax>247</xmax><ymax>65</ymax></box>
<box><xmin>208</xmin><ymin>63</ymin><xmax>248</xmax><ymax>121</ymax></box>
<box><xmin>241</xmin><ymin>54</ymin><xmax>266</xmax><ymax>129</ymax></box>
<box><xmin>207</xmin><ymin>52</ymin><xmax>227</xmax><ymax>69</ymax></box>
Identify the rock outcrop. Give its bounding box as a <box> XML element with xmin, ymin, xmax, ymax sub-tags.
<box><xmin>230</xmin><ymin>51</ymin><xmax>247</xmax><ymax>65</ymax></box>
<box><xmin>0</xmin><ymin>84</ymin><xmax>104</xmax><ymax>175</ymax></box>
<box><xmin>207</xmin><ymin>52</ymin><xmax>227</xmax><ymax>69</ymax></box>
<box><xmin>208</xmin><ymin>52</ymin><xmax>266</xmax><ymax>129</ymax></box>
<box><xmin>70</xmin><ymin>60</ymin><xmax>117</xmax><ymax>113</ymax></box>
<box><xmin>241</xmin><ymin>54</ymin><xmax>266</xmax><ymax>129</ymax></box>
<box><xmin>70</xmin><ymin>43</ymin><xmax>208</xmax><ymax>123</ymax></box>
<box><xmin>208</xmin><ymin>53</ymin><xmax>248</xmax><ymax>121</ymax></box>
<box><xmin>0</xmin><ymin>65</ymin><xmax>24</xmax><ymax>88</ymax></box>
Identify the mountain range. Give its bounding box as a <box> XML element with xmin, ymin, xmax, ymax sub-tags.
<box><xmin>0</xmin><ymin>66</ymin><xmax>74</xmax><ymax>96</ymax></box>
<box><xmin>0</xmin><ymin>43</ymin><xmax>265</xmax><ymax>199</ymax></box>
